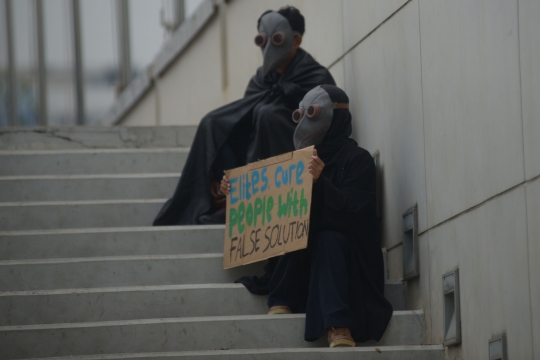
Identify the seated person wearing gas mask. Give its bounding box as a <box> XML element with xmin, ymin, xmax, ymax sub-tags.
<box><xmin>222</xmin><ymin>85</ymin><xmax>393</xmax><ymax>347</ymax></box>
<box><xmin>153</xmin><ymin>6</ymin><xmax>335</xmax><ymax>226</ymax></box>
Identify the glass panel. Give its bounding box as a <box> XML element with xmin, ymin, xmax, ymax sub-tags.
<box><xmin>185</xmin><ymin>0</ymin><xmax>204</xmax><ymax>18</ymax></box>
<box><xmin>81</xmin><ymin>0</ymin><xmax>116</xmax><ymax>125</ymax></box>
<box><xmin>129</xmin><ymin>0</ymin><xmax>164</xmax><ymax>73</ymax></box>
<box><xmin>0</xmin><ymin>0</ymin><xmax>9</xmax><ymax>126</ymax></box>
<box><xmin>13</xmin><ymin>0</ymin><xmax>39</xmax><ymax>126</ymax></box>
<box><xmin>44</xmin><ymin>0</ymin><xmax>76</xmax><ymax>126</ymax></box>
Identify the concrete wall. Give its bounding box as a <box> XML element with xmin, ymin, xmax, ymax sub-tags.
<box><xmin>114</xmin><ymin>0</ymin><xmax>539</xmax><ymax>358</ymax></box>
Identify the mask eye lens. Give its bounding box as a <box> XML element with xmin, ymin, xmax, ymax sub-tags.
<box><xmin>254</xmin><ymin>34</ymin><xmax>267</xmax><ymax>47</ymax></box>
<box><xmin>306</xmin><ymin>105</ymin><xmax>321</xmax><ymax>118</ymax></box>
<box><xmin>292</xmin><ymin>109</ymin><xmax>303</xmax><ymax>123</ymax></box>
<box><xmin>271</xmin><ymin>32</ymin><xmax>285</xmax><ymax>46</ymax></box>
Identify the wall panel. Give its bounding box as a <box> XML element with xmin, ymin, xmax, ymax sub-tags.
<box><xmin>121</xmin><ymin>89</ymin><xmax>157</xmax><ymax>126</ymax></box>
<box><xmin>158</xmin><ymin>16</ymin><xmax>223</xmax><ymax>126</ymax></box>
<box><xmin>420</xmin><ymin>0</ymin><xmax>524</xmax><ymax>227</ymax></box>
<box><xmin>344</xmin><ymin>0</ymin><xmax>427</xmax><ymax>249</ymax></box>
<box><xmin>519</xmin><ymin>0</ymin><xmax>540</xmax><ymax>180</ymax></box>
<box><xmin>428</xmin><ymin>187</ymin><xmax>532</xmax><ymax>358</ymax></box>
<box><xmin>342</xmin><ymin>0</ymin><xmax>407</xmax><ymax>53</ymax></box>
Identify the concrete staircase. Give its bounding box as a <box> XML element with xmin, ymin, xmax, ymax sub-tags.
<box><xmin>0</xmin><ymin>126</ymin><xmax>443</xmax><ymax>359</ymax></box>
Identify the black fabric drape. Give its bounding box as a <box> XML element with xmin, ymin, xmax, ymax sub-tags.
<box><xmin>308</xmin><ymin>140</ymin><xmax>393</xmax><ymax>342</ymax></box>
<box><xmin>236</xmin><ymin>85</ymin><xmax>393</xmax><ymax>342</ymax></box>
<box><xmin>153</xmin><ymin>48</ymin><xmax>334</xmax><ymax>225</ymax></box>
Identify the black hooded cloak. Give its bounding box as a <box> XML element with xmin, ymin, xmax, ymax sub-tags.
<box><xmin>153</xmin><ymin>48</ymin><xmax>335</xmax><ymax>226</ymax></box>
<box><xmin>236</xmin><ymin>85</ymin><xmax>393</xmax><ymax>343</ymax></box>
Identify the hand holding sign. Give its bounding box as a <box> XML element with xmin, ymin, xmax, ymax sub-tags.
<box><xmin>308</xmin><ymin>148</ymin><xmax>325</xmax><ymax>183</ymax></box>
<box><xmin>220</xmin><ymin>175</ymin><xmax>230</xmax><ymax>196</ymax></box>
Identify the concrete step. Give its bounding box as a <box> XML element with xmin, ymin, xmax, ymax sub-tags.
<box><xmin>0</xmin><ymin>311</ymin><xmax>426</xmax><ymax>359</ymax></box>
<box><xmin>0</xmin><ymin>281</ymin><xmax>404</xmax><ymax>326</ymax></box>
<box><xmin>0</xmin><ymin>253</ymin><xmax>405</xmax><ymax>310</ymax></box>
<box><xmin>0</xmin><ymin>254</ymin><xmax>262</xmax><ymax>291</ymax></box>
<box><xmin>0</xmin><ymin>126</ymin><xmax>198</xmax><ymax>151</ymax></box>
<box><xmin>0</xmin><ymin>284</ymin><xmax>267</xmax><ymax>326</ymax></box>
<box><xmin>0</xmin><ymin>199</ymin><xmax>166</xmax><ymax>231</ymax></box>
<box><xmin>0</xmin><ymin>226</ymin><xmax>224</xmax><ymax>260</ymax></box>
<box><xmin>11</xmin><ymin>346</ymin><xmax>445</xmax><ymax>360</ymax></box>
<box><xmin>0</xmin><ymin>148</ymin><xmax>188</xmax><ymax>176</ymax></box>
<box><xmin>0</xmin><ymin>174</ymin><xmax>180</xmax><ymax>202</ymax></box>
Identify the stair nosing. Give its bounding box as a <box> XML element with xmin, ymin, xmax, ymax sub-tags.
<box><xmin>0</xmin><ymin>198</ymin><xmax>168</xmax><ymax>207</ymax></box>
<box><xmin>20</xmin><ymin>345</ymin><xmax>445</xmax><ymax>360</ymax></box>
<box><xmin>0</xmin><ymin>225</ymin><xmax>225</xmax><ymax>236</ymax></box>
<box><xmin>0</xmin><ymin>283</ymin><xmax>248</xmax><ymax>297</ymax></box>
<box><xmin>0</xmin><ymin>253</ymin><xmax>225</xmax><ymax>265</ymax></box>
<box><xmin>0</xmin><ymin>148</ymin><xmax>190</xmax><ymax>156</ymax></box>
<box><xmin>0</xmin><ymin>310</ymin><xmax>423</xmax><ymax>331</ymax></box>
<box><xmin>0</xmin><ymin>173</ymin><xmax>181</xmax><ymax>181</ymax></box>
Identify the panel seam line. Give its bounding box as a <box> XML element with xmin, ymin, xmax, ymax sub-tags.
<box><xmin>328</xmin><ymin>0</ymin><xmax>413</xmax><ymax>70</ymax></box>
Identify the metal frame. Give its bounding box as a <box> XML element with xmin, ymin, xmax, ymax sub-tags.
<box><xmin>5</xmin><ymin>0</ymin><xmax>18</xmax><ymax>126</ymax></box>
<box><xmin>34</xmin><ymin>0</ymin><xmax>47</xmax><ymax>126</ymax></box>
<box><xmin>116</xmin><ymin>0</ymin><xmax>131</xmax><ymax>92</ymax></box>
<box><xmin>71</xmin><ymin>0</ymin><xmax>84</xmax><ymax>125</ymax></box>
<box><xmin>402</xmin><ymin>204</ymin><xmax>419</xmax><ymax>280</ymax></box>
<box><xmin>442</xmin><ymin>268</ymin><xmax>461</xmax><ymax>346</ymax></box>
<box><xmin>173</xmin><ymin>0</ymin><xmax>185</xmax><ymax>30</ymax></box>
<box><xmin>489</xmin><ymin>334</ymin><xmax>508</xmax><ymax>360</ymax></box>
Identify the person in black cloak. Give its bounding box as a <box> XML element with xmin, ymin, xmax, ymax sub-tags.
<box><xmin>224</xmin><ymin>85</ymin><xmax>393</xmax><ymax>347</ymax></box>
<box><xmin>153</xmin><ymin>6</ymin><xmax>335</xmax><ymax>226</ymax></box>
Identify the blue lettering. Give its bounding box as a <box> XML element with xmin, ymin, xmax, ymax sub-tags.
<box><xmin>275</xmin><ymin>166</ymin><xmax>283</xmax><ymax>188</ymax></box>
<box><xmin>296</xmin><ymin>161</ymin><xmax>304</xmax><ymax>185</ymax></box>
<box><xmin>261</xmin><ymin>167</ymin><xmax>269</xmax><ymax>191</ymax></box>
<box><xmin>288</xmin><ymin>164</ymin><xmax>296</xmax><ymax>185</ymax></box>
<box><xmin>252</xmin><ymin>170</ymin><xmax>260</xmax><ymax>195</ymax></box>
<box><xmin>230</xmin><ymin>177</ymin><xmax>239</xmax><ymax>205</ymax></box>
<box><xmin>245</xmin><ymin>174</ymin><xmax>252</xmax><ymax>200</ymax></box>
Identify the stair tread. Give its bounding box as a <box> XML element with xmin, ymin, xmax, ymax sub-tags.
<box><xmin>0</xmin><ymin>173</ymin><xmax>181</xmax><ymax>180</ymax></box>
<box><xmin>0</xmin><ymin>311</ymin><xmax>422</xmax><ymax>331</ymax></box>
<box><xmin>0</xmin><ymin>283</ymin><xmax>248</xmax><ymax>296</ymax></box>
<box><xmin>0</xmin><ymin>225</ymin><xmax>224</xmax><ymax>236</ymax></box>
<box><xmin>0</xmin><ymin>148</ymin><xmax>190</xmax><ymax>155</ymax></box>
<box><xmin>21</xmin><ymin>345</ymin><xmax>445</xmax><ymax>360</ymax></box>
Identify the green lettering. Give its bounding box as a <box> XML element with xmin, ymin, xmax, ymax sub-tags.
<box><xmin>267</xmin><ymin>196</ymin><xmax>274</xmax><ymax>223</ymax></box>
<box><xmin>254</xmin><ymin>197</ymin><xmax>263</xmax><ymax>227</ymax></box>
<box><xmin>246</xmin><ymin>203</ymin><xmax>254</xmax><ymax>227</ymax></box>
<box><xmin>300</xmin><ymin>189</ymin><xmax>309</xmax><ymax>217</ymax></box>
<box><xmin>238</xmin><ymin>202</ymin><xmax>245</xmax><ymax>234</ymax></box>
<box><xmin>229</xmin><ymin>208</ymin><xmax>237</xmax><ymax>237</ymax></box>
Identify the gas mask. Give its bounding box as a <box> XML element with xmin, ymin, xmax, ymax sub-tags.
<box><xmin>292</xmin><ymin>86</ymin><xmax>349</xmax><ymax>150</ymax></box>
<box><xmin>255</xmin><ymin>12</ymin><xmax>297</xmax><ymax>76</ymax></box>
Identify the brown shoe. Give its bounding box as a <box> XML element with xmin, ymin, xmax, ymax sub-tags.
<box><xmin>267</xmin><ymin>305</ymin><xmax>292</xmax><ymax>315</ymax></box>
<box><xmin>327</xmin><ymin>327</ymin><xmax>355</xmax><ymax>348</ymax></box>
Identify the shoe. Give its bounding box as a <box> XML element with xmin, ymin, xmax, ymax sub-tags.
<box><xmin>267</xmin><ymin>305</ymin><xmax>292</xmax><ymax>315</ymax></box>
<box><xmin>197</xmin><ymin>208</ymin><xmax>226</xmax><ymax>225</ymax></box>
<box><xmin>327</xmin><ymin>327</ymin><xmax>355</xmax><ymax>348</ymax></box>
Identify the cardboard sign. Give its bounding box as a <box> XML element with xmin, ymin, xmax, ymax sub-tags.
<box><xmin>223</xmin><ymin>146</ymin><xmax>314</xmax><ymax>269</ymax></box>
